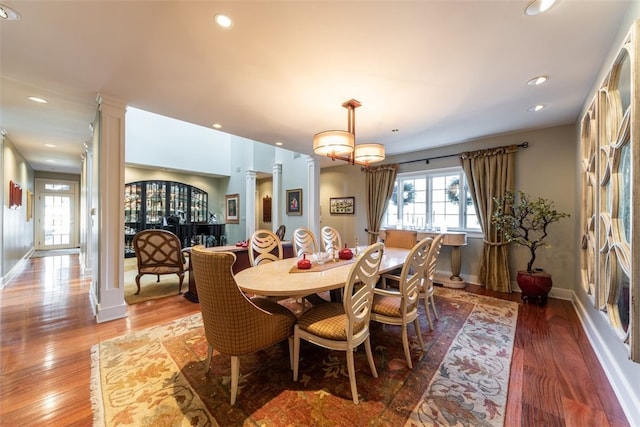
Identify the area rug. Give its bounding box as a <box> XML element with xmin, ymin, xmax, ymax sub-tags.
<box><xmin>123</xmin><ymin>257</ymin><xmax>186</xmax><ymax>305</ymax></box>
<box><xmin>91</xmin><ymin>288</ymin><xmax>518</xmax><ymax>426</ymax></box>
<box><xmin>30</xmin><ymin>248</ymin><xmax>80</xmax><ymax>258</ymax></box>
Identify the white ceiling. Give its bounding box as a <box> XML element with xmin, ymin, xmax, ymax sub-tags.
<box><xmin>0</xmin><ymin>1</ymin><xmax>631</xmax><ymax>174</ymax></box>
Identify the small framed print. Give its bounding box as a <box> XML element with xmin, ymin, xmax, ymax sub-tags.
<box><xmin>330</xmin><ymin>196</ymin><xmax>355</xmax><ymax>215</ymax></box>
<box><xmin>286</xmin><ymin>189</ymin><xmax>302</xmax><ymax>215</ymax></box>
<box><xmin>225</xmin><ymin>193</ymin><xmax>240</xmax><ymax>224</ymax></box>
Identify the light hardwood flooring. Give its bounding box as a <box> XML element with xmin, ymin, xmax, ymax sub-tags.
<box><xmin>0</xmin><ymin>253</ymin><xmax>630</xmax><ymax>426</ymax></box>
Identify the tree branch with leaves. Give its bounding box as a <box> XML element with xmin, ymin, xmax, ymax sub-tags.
<box><xmin>492</xmin><ymin>191</ymin><xmax>570</xmax><ymax>272</ymax></box>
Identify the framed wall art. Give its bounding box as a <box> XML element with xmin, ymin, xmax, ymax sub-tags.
<box><xmin>286</xmin><ymin>189</ymin><xmax>302</xmax><ymax>215</ymax></box>
<box><xmin>225</xmin><ymin>193</ymin><xmax>240</xmax><ymax>224</ymax></box>
<box><xmin>330</xmin><ymin>196</ymin><xmax>355</xmax><ymax>215</ymax></box>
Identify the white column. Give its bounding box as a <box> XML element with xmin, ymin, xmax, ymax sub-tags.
<box><xmin>306</xmin><ymin>156</ymin><xmax>320</xmax><ymax>239</ymax></box>
<box><xmin>245</xmin><ymin>170</ymin><xmax>257</xmax><ymax>238</ymax></box>
<box><xmin>272</xmin><ymin>163</ymin><xmax>282</xmax><ymax>231</ymax></box>
<box><xmin>94</xmin><ymin>94</ymin><xmax>127</xmax><ymax>323</ymax></box>
<box><xmin>80</xmin><ymin>142</ymin><xmax>93</xmax><ymax>278</ymax></box>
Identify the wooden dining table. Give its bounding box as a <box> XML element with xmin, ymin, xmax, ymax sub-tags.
<box><xmin>234</xmin><ymin>246</ymin><xmax>410</xmax><ymax>299</ymax></box>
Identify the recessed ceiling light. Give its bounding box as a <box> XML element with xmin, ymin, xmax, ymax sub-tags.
<box><xmin>525</xmin><ymin>0</ymin><xmax>558</xmax><ymax>16</ymax></box>
<box><xmin>45</xmin><ymin>144</ymin><xmax>56</xmax><ymax>148</ymax></box>
<box><xmin>528</xmin><ymin>104</ymin><xmax>546</xmax><ymax>112</ymax></box>
<box><xmin>0</xmin><ymin>4</ymin><xmax>21</xmax><ymax>20</ymax></box>
<box><xmin>275</xmin><ymin>142</ymin><xmax>283</xmax><ymax>146</ymax></box>
<box><xmin>212</xmin><ymin>123</ymin><xmax>222</xmax><ymax>129</ymax></box>
<box><xmin>28</xmin><ymin>96</ymin><xmax>48</xmax><ymax>104</ymax></box>
<box><xmin>526</xmin><ymin>75</ymin><xmax>548</xmax><ymax>86</ymax></box>
<box><xmin>45</xmin><ymin>159</ymin><xmax>56</xmax><ymax>163</ymax></box>
<box><xmin>214</xmin><ymin>14</ymin><xmax>233</xmax><ymax>29</ymax></box>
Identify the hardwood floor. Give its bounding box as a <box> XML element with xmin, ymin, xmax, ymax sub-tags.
<box><xmin>0</xmin><ymin>254</ymin><xmax>630</xmax><ymax>426</ymax></box>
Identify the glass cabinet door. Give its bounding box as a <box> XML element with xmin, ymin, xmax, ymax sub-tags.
<box><xmin>170</xmin><ymin>182</ymin><xmax>188</xmax><ymax>223</ymax></box>
<box><xmin>191</xmin><ymin>187</ymin><xmax>208</xmax><ymax>223</ymax></box>
<box><xmin>124</xmin><ymin>182</ymin><xmax>142</xmax><ymax>256</ymax></box>
<box><xmin>145</xmin><ymin>181</ymin><xmax>166</xmax><ymax>225</ymax></box>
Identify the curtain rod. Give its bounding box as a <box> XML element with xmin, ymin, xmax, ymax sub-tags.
<box><xmin>398</xmin><ymin>141</ymin><xmax>529</xmax><ymax>165</ymax></box>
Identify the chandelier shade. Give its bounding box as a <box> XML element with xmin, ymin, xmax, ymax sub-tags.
<box><xmin>312</xmin><ymin>98</ymin><xmax>385</xmax><ymax>167</ymax></box>
<box><xmin>312</xmin><ymin>130</ymin><xmax>355</xmax><ymax>156</ymax></box>
<box><xmin>354</xmin><ymin>143</ymin><xmax>385</xmax><ymax>163</ymax></box>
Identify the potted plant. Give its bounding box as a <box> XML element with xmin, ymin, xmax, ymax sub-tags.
<box><xmin>492</xmin><ymin>190</ymin><xmax>570</xmax><ymax>305</ymax></box>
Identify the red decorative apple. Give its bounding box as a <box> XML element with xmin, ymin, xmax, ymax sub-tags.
<box><xmin>297</xmin><ymin>254</ymin><xmax>312</xmax><ymax>269</ymax></box>
<box><xmin>338</xmin><ymin>243</ymin><xmax>353</xmax><ymax>260</ymax></box>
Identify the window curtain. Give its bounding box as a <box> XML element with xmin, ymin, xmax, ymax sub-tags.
<box><xmin>460</xmin><ymin>145</ymin><xmax>517</xmax><ymax>292</ymax></box>
<box><xmin>365</xmin><ymin>164</ymin><xmax>398</xmax><ymax>244</ymax></box>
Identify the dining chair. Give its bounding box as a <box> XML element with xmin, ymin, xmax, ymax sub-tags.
<box><xmin>248</xmin><ymin>229</ymin><xmax>283</xmax><ymax>267</ymax></box>
<box><xmin>371</xmin><ymin>236</ymin><xmax>432</xmax><ymax>368</ymax></box>
<box><xmin>132</xmin><ymin>228</ymin><xmax>188</xmax><ymax>295</ymax></box>
<box><xmin>382</xmin><ymin>229</ymin><xmax>417</xmax><ymax>249</ymax></box>
<box><xmin>293</xmin><ymin>242</ymin><xmax>384</xmax><ymax>404</ymax></box>
<box><xmin>190</xmin><ymin>246</ymin><xmax>297</xmax><ymax>405</ymax></box>
<box><xmin>321</xmin><ymin>226</ymin><xmax>342</xmax><ymax>254</ymax></box>
<box><xmin>275</xmin><ymin>224</ymin><xmax>286</xmax><ymax>241</ymax></box>
<box><xmin>293</xmin><ymin>227</ymin><xmax>318</xmax><ymax>257</ymax></box>
<box><xmin>422</xmin><ymin>233</ymin><xmax>444</xmax><ymax>330</ymax></box>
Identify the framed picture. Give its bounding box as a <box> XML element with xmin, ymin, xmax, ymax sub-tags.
<box><xmin>286</xmin><ymin>189</ymin><xmax>302</xmax><ymax>215</ymax></box>
<box><xmin>330</xmin><ymin>196</ymin><xmax>355</xmax><ymax>215</ymax></box>
<box><xmin>225</xmin><ymin>193</ymin><xmax>240</xmax><ymax>224</ymax></box>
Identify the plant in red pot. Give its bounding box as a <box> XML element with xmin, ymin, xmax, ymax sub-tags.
<box><xmin>492</xmin><ymin>190</ymin><xmax>570</xmax><ymax>305</ymax></box>
<box><xmin>338</xmin><ymin>243</ymin><xmax>353</xmax><ymax>260</ymax></box>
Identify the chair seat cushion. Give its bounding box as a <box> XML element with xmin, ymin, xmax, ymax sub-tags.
<box><xmin>296</xmin><ymin>303</ymin><xmax>365</xmax><ymax>340</ymax></box>
<box><xmin>252</xmin><ymin>297</ymin><xmax>298</xmax><ymax>324</ymax></box>
<box><xmin>372</xmin><ymin>294</ymin><xmax>402</xmax><ymax>317</ymax></box>
<box><xmin>139</xmin><ymin>265</ymin><xmax>184</xmax><ymax>275</ymax></box>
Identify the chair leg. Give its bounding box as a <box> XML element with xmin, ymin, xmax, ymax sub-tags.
<box><xmin>205</xmin><ymin>344</ymin><xmax>214</xmax><ymax>373</ymax></box>
<box><xmin>430</xmin><ymin>294</ymin><xmax>439</xmax><ymax>320</ymax></box>
<box><xmin>424</xmin><ymin>296</ymin><xmax>434</xmax><ymax>330</ymax></box>
<box><xmin>346</xmin><ymin>348</ymin><xmax>359</xmax><ymax>404</ymax></box>
<box><xmin>293</xmin><ymin>328</ymin><xmax>300</xmax><ymax>381</ymax></box>
<box><xmin>230</xmin><ymin>355</ymin><xmax>239</xmax><ymax>405</ymax></box>
<box><xmin>401</xmin><ymin>324</ymin><xmax>412</xmax><ymax>369</ymax></box>
<box><xmin>156</xmin><ymin>274</ymin><xmax>160</xmax><ymax>283</ymax></box>
<box><xmin>135</xmin><ymin>275</ymin><xmax>142</xmax><ymax>295</ymax></box>
<box><xmin>364</xmin><ymin>336</ymin><xmax>378</xmax><ymax>378</ymax></box>
<box><xmin>414</xmin><ymin>317</ymin><xmax>425</xmax><ymax>351</ymax></box>
<box><xmin>177</xmin><ymin>273</ymin><xmax>184</xmax><ymax>294</ymax></box>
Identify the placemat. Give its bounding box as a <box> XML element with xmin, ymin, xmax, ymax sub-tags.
<box><xmin>289</xmin><ymin>258</ymin><xmax>355</xmax><ymax>273</ymax></box>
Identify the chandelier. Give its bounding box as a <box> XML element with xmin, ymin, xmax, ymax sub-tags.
<box><xmin>313</xmin><ymin>99</ymin><xmax>385</xmax><ymax>166</ymax></box>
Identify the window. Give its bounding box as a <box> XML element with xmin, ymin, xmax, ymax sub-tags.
<box><xmin>383</xmin><ymin>167</ymin><xmax>480</xmax><ymax>232</ymax></box>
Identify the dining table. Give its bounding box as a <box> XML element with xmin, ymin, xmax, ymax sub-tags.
<box><xmin>234</xmin><ymin>246</ymin><xmax>410</xmax><ymax>300</ymax></box>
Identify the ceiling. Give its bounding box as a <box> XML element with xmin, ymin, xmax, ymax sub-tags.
<box><xmin>0</xmin><ymin>1</ymin><xmax>631</xmax><ymax>175</ymax></box>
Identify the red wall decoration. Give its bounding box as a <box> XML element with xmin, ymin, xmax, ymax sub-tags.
<box><xmin>9</xmin><ymin>180</ymin><xmax>22</xmax><ymax>209</ymax></box>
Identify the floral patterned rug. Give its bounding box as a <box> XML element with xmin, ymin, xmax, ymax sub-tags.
<box><xmin>91</xmin><ymin>287</ymin><xmax>518</xmax><ymax>426</ymax></box>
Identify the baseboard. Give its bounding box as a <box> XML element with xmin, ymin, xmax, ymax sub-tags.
<box><xmin>572</xmin><ymin>293</ymin><xmax>640</xmax><ymax>423</ymax></box>
<box><xmin>0</xmin><ymin>248</ymin><xmax>34</xmax><ymax>289</ymax></box>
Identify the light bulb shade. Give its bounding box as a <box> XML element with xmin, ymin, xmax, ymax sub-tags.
<box><xmin>313</xmin><ymin>130</ymin><xmax>355</xmax><ymax>155</ymax></box>
<box><xmin>354</xmin><ymin>143</ymin><xmax>385</xmax><ymax>163</ymax></box>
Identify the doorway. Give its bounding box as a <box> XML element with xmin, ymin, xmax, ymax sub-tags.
<box><xmin>35</xmin><ymin>178</ymin><xmax>79</xmax><ymax>250</ymax></box>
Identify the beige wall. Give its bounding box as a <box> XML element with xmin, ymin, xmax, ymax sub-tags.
<box><xmin>319</xmin><ymin>124</ymin><xmax>576</xmax><ymax>296</ymax></box>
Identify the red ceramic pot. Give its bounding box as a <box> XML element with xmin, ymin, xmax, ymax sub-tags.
<box><xmin>517</xmin><ymin>270</ymin><xmax>552</xmax><ymax>306</ymax></box>
<box><xmin>338</xmin><ymin>244</ymin><xmax>353</xmax><ymax>260</ymax></box>
<box><xmin>297</xmin><ymin>254</ymin><xmax>312</xmax><ymax>269</ymax></box>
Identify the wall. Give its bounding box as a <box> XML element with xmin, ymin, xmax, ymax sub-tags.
<box><xmin>1</xmin><ymin>136</ymin><xmax>34</xmax><ymax>285</ymax></box>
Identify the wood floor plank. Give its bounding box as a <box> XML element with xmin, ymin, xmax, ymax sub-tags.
<box><xmin>0</xmin><ymin>256</ymin><xmax>630</xmax><ymax>426</ymax></box>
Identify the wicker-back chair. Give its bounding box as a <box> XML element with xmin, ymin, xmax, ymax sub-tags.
<box><xmin>132</xmin><ymin>229</ymin><xmax>187</xmax><ymax>295</ymax></box>
<box><xmin>190</xmin><ymin>247</ymin><xmax>296</xmax><ymax>405</ymax></box>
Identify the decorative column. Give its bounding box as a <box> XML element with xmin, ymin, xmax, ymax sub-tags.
<box><xmin>94</xmin><ymin>94</ymin><xmax>128</xmax><ymax>322</ymax></box>
<box><xmin>245</xmin><ymin>170</ymin><xmax>257</xmax><ymax>239</ymax></box>
<box><xmin>272</xmin><ymin>163</ymin><xmax>282</xmax><ymax>231</ymax></box>
<box><xmin>306</xmin><ymin>156</ymin><xmax>320</xmax><ymax>238</ymax></box>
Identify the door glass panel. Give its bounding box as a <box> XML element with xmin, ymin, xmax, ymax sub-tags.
<box><xmin>44</xmin><ymin>195</ymin><xmax>71</xmax><ymax>246</ymax></box>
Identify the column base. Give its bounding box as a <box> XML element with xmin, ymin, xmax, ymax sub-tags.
<box><xmin>434</xmin><ymin>273</ymin><xmax>467</xmax><ymax>289</ymax></box>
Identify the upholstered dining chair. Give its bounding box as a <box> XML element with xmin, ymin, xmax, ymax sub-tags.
<box><xmin>293</xmin><ymin>227</ymin><xmax>318</xmax><ymax>257</ymax></box>
<box><xmin>132</xmin><ymin>228</ymin><xmax>187</xmax><ymax>295</ymax></box>
<box><xmin>190</xmin><ymin>247</ymin><xmax>297</xmax><ymax>405</ymax></box>
<box><xmin>422</xmin><ymin>233</ymin><xmax>444</xmax><ymax>330</ymax></box>
<box><xmin>371</xmin><ymin>237</ymin><xmax>432</xmax><ymax>368</ymax></box>
<box><xmin>293</xmin><ymin>242</ymin><xmax>384</xmax><ymax>404</ymax></box>
<box><xmin>248</xmin><ymin>229</ymin><xmax>283</xmax><ymax>267</ymax></box>
<box><xmin>320</xmin><ymin>226</ymin><xmax>342</xmax><ymax>254</ymax></box>
<box><xmin>382</xmin><ymin>229</ymin><xmax>417</xmax><ymax>249</ymax></box>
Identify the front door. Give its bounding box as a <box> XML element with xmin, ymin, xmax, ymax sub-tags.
<box><xmin>35</xmin><ymin>179</ymin><xmax>78</xmax><ymax>250</ymax></box>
